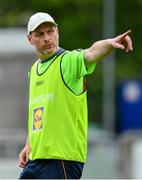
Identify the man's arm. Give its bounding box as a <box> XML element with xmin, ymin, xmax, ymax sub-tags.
<box><xmin>19</xmin><ymin>137</ymin><xmax>30</xmax><ymax>168</ymax></box>
<box><xmin>84</xmin><ymin>30</ymin><xmax>133</xmax><ymax>64</ymax></box>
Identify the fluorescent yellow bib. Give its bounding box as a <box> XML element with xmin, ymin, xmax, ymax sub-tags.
<box><xmin>28</xmin><ymin>52</ymin><xmax>88</xmax><ymax>162</ymax></box>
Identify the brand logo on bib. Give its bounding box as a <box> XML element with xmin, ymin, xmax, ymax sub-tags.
<box><xmin>33</xmin><ymin>107</ymin><xmax>44</xmax><ymax>130</ymax></box>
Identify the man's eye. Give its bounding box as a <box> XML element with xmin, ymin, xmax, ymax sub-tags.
<box><xmin>36</xmin><ymin>32</ymin><xmax>44</xmax><ymax>36</ymax></box>
<box><xmin>48</xmin><ymin>30</ymin><xmax>54</xmax><ymax>34</ymax></box>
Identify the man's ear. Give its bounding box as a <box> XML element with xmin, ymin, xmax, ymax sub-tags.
<box><xmin>56</xmin><ymin>27</ymin><xmax>59</xmax><ymax>41</ymax></box>
<box><xmin>57</xmin><ymin>27</ymin><xmax>59</xmax><ymax>35</ymax></box>
<box><xmin>27</xmin><ymin>35</ymin><xmax>34</xmax><ymax>45</ymax></box>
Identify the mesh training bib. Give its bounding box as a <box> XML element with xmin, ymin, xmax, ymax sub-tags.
<box><xmin>28</xmin><ymin>52</ymin><xmax>88</xmax><ymax>162</ymax></box>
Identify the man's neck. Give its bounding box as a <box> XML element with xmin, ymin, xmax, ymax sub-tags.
<box><xmin>39</xmin><ymin>53</ymin><xmax>53</xmax><ymax>61</ymax></box>
<box><xmin>39</xmin><ymin>47</ymin><xmax>60</xmax><ymax>62</ymax></box>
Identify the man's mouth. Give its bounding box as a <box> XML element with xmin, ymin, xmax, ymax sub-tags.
<box><xmin>45</xmin><ymin>44</ymin><xmax>53</xmax><ymax>49</ymax></box>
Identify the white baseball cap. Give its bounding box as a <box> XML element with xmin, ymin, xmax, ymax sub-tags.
<box><xmin>27</xmin><ymin>12</ymin><xmax>58</xmax><ymax>35</ymax></box>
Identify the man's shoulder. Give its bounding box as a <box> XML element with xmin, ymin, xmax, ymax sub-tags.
<box><xmin>64</xmin><ymin>48</ymin><xmax>83</xmax><ymax>54</ymax></box>
<box><xmin>61</xmin><ymin>49</ymin><xmax>85</xmax><ymax>72</ymax></box>
<box><xmin>62</xmin><ymin>49</ymin><xmax>84</xmax><ymax>59</ymax></box>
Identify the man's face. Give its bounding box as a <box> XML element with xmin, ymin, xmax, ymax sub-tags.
<box><xmin>28</xmin><ymin>22</ymin><xmax>59</xmax><ymax>56</ymax></box>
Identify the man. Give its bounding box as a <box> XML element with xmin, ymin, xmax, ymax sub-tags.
<box><xmin>19</xmin><ymin>12</ymin><xmax>133</xmax><ymax>179</ymax></box>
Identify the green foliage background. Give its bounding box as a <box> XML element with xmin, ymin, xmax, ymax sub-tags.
<box><xmin>0</xmin><ymin>0</ymin><xmax>141</xmax><ymax>126</ymax></box>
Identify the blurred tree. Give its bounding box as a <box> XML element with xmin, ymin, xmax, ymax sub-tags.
<box><xmin>116</xmin><ymin>0</ymin><xmax>142</xmax><ymax>82</ymax></box>
<box><xmin>0</xmin><ymin>0</ymin><xmax>102</xmax><ymax>47</ymax></box>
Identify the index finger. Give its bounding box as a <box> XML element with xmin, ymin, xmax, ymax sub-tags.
<box><xmin>120</xmin><ymin>30</ymin><xmax>132</xmax><ymax>38</ymax></box>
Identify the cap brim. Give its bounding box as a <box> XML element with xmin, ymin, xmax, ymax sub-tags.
<box><xmin>29</xmin><ymin>21</ymin><xmax>58</xmax><ymax>34</ymax></box>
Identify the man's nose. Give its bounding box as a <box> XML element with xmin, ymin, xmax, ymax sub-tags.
<box><xmin>43</xmin><ymin>33</ymin><xmax>50</xmax><ymax>42</ymax></box>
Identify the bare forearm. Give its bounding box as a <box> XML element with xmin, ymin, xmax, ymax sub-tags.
<box><xmin>84</xmin><ymin>39</ymin><xmax>114</xmax><ymax>63</ymax></box>
<box><xmin>26</xmin><ymin>137</ymin><xmax>29</xmax><ymax>145</ymax></box>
